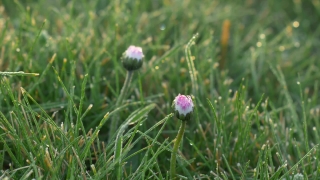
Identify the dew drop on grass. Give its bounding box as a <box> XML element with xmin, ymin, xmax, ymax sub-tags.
<box><xmin>279</xmin><ymin>46</ymin><xmax>285</xmax><ymax>51</ymax></box>
<box><xmin>256</xmin><ymin>41</ymin><xmax>262</xmax><ymax>47</ymax></box>
<box><xmin>292</xmin><ymin>21</ymin><xmax>300</xmax><ymax>28</ymax></box>
<box><xmin>160</xmin><ymin>24</ymin><xmax>166</xmax><ymax>30</ymax></box>
<box><xmin>189</xmin><ymin>143</ymin><xmax>193</xmax><ymax>146</ymax></box>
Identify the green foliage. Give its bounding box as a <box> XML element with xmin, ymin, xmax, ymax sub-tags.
<box><xmin>1</xmin><ymin>0</ymin><xmax>320</xmax><ymax>179</ymax></box>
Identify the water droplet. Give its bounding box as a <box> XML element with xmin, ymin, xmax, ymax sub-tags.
<box><xmin>189</xmin><ymin>143</ymin><xmax>193</xmax><ymax>146</ymax></box>
<box><xmin>293</xmin><ymin>21</ymin><xmax>300</xmax><ymax>28</ymax></box>
<box><xmin>160</xmin><ymin>24</ymin><xmax>166</xmax><ymax>30</ymax></box>
<box><xmin>279</xmin><ymin>46</ymin><xmax>285</xmax><ymax>51</ymax></box>
<box><xmin>256</xmin><ymin>42</ymin><xmax>262</xmax><ymax>47</ymax></box>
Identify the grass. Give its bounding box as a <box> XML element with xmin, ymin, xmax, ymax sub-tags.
<box><xmin>1</xmin><ymin>0</ymin><xmax>320</xmax><ymax>179</ymax></box>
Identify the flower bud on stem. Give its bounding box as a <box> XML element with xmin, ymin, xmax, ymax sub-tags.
<box><xmin>108</xmin><ymin>45</ymin><xmax>144</xmax><ymax>140</ymax></box>
<box><xmin>170</xmin><ymin>94</ymin><xmax>194</xmax><ymax>179</ymax></box>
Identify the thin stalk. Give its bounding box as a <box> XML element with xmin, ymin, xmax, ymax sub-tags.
<box><xmin>170</xmin><ymin>121</ymin><xmax>186</xmax><ymax>180</ymax></box>
<box><xmin>115</xmin><ymin>134</ymin><xmax>123</xmax><ymax>180</ymax></box>
<box><xmin>0</xmin><ymin>71</ymin><xmax>39</xmax><ymax>76</ymax></box>
<box><xmin>109</xmin><ymin>71</ymin><xmax>134</xmax><ymax>139</ymax></box>
<box><xmin>185</xmin><ymin>33</ymin><xmax>198</xmax><ymax>96</ymax></box>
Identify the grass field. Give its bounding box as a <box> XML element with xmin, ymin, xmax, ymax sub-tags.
<box><xmin>1</xmin><ymin>0</ymin><xmax>320</xmax><ymax>179</ymax></box>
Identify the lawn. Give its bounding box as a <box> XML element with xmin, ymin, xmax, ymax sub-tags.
<box><xmin>1</xmin><ymin>0</ymin><xmax>320</xmax><ymax>179</ymax></box>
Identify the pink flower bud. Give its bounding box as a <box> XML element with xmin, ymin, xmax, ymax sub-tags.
<box><xmin>172</xmin><ymin>94</ymin><xmax>194</xmax><ymax>121</ymax></box>
<box><xmin>122</xmin><ymin>45</ymin><xmax>144</xmax><ymax>71</ymax></box>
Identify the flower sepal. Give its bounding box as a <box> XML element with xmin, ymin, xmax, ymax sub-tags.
<box><xmin>173</xmin><ymin>109</ymin><xmax>193</xmax><ymax>121</ymax></box>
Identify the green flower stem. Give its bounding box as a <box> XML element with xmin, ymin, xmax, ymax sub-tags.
<box><xmin>170</xmin><ymin>120</ymin><xmax>186</xmax><ymax>180</ymax></box>
<box><xmin>109</xmin><ymin>71</ymin><xmax>133</xmax><ymax>139</ymax></box>
<box><xmin>115</xmin><ymin>134</ymin><xmax>123</xmax><ymax>180</ymax></box>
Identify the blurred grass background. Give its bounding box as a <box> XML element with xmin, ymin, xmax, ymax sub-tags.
<box><xmin>1</xmin><ymin>0</ymin><xmax>320</xmax><ymax>179</ymax></box>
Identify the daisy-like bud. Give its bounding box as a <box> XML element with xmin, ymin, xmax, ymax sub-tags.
<box><xmin>172</xmin><ymin>94</ymin><xmax>194</xmax><ymax>121</ymax></box>
<box><xmin>122</xmin><ymin>45</ymin><xmax>144</xmax><ymax>71</ymax></box>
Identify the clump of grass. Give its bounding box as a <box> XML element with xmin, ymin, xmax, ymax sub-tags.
<box><xmin>1</xmin><ymin>0</ymin><xmax>320</xmax><ymax>179</ymax></box>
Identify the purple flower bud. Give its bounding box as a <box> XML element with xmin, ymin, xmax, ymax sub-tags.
<box><xmin>122</xmin><ymin>45</ymin><xmax>144</xmax><ymax>71</ymax></box>
<box><xmin>172</xmin><ymin>94</ymin><xmax>194</xmax><ymax>121</ymax></box>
